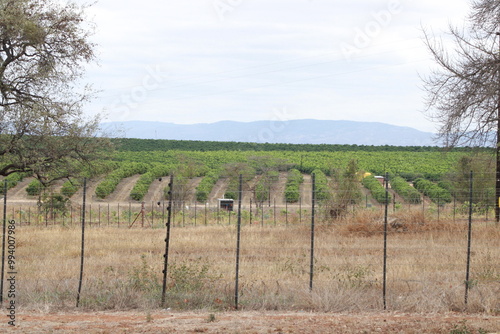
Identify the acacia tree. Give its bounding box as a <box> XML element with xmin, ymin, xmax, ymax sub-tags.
<box><xmin>422</xmin><ymin>0</ymin><xmax>500</xmax><ymax>220</ymax></box>
<box><xmin>0</xmin><ymin>0</ymin><xmax>110</xmax><ymax>184</ymax></box>
<box><xmin>326</xmin><ymin>159</ymin><xmax>362</xmax><ymax>219</ymax></box>
<box><xmin>449</xmin><ymin>154</ymin><xmax>495</xmax><ymax>207</ymax></box>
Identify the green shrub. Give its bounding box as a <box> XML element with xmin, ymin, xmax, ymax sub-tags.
<box><xmin>437</xmin><ymin>180</ymin><xmax>452</xmax><ymax>191</ymax></box>
<box><xmin>391</xmin><ymin>176</ymin><xmax>421</xmax><ymax>204</ymax></box>
<box><xmin>413</xmin><ymin>178</ymin><xmax>452</xmax><ymax>203</ymax></box>
<box><xmin>95</xmin><ymin>162</ymin><xmax>149</xmax><ymax>199</ymax></box>
<box><xmin>61</xmin><ymin>179</ymin><xmax>80</xmax><ymax>198</ymax></box>
<box><xmin>0</xmin><ymin>173</ymin><xmax>26</xmax><ymax>194</ymax></box>
<box><xmin>130</xmin><ymin>164</ymin><xmax>173</xmax><ymax>201</ymax></box>
<box><xmin>26</xmin><ymin>179</ymin><xmax>43</xmax><ymax>196</ymax></box>
<box><xmin>196</xmin><ymin>171</ymin><xmax>219</xmax><ymax>202</ymax></box>
<box><xmin>312</xmin><ymin>169</ymin><xmax>329</xmax><ymax>201</ymax></box>
<box><xmin>285</xmin><ymin>169</ymin><xmax>303</xmax><ymax>203</ymax></box>
<box><xmin>254</xmin><ymin>171</ymin><xmax>279</xmax><ymax>203</ymax></box>
<box><xmin>362</xmin><ymin>175</ymin><xmax>392</xmax><ymax>204</ymax></box>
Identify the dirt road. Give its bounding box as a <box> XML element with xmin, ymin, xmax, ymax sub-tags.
<box><xmin>5</xmin><ymin>310</ymin><xmax>498</xmax><ymax>333</ymax></box>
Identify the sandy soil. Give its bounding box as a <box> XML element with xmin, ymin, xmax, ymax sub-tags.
<box><xmin>70</xmin><ymin>177</ymin><xmax>103</xmax><ymax>204</ymax></box>
<box><xmin>208</xmin><ymin>178</ymin><xmax>229</xmax><ymax>205</ymax></box>
<box><xmin>4</xmin><ymin>310</ymin><xmax>499</xmax><ymax>333</ymax></box>
<box><xmin>8</xmin><ymin>178</ymin><xmax>35</xmax><ymax>199</ymax></box>
<box><xmin>143</xmin><ymin>176</ymin><xmax>169</xmax><ymax>204</ymax></box>
<box><xmin>186</xmin><ymin>177</ymin><xmax>203</xmax><ymax>203</ymax></box>
<box><xmin>105</xmin><ymin>175</ymin><xmax>142</xmax><ymax>203</ymax></box>
<box><xmin>300</xmin><ymin>174</ymin><xmax>312</xmax><ymax>206</ymax></box>
<box><xmin>272</xmin><ymin>172</ymin><xmax>288</xmax><ymax>206</ymax></box>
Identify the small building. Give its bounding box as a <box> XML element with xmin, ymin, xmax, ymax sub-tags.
<box><xmin>218</xmin><ymin>198</ymin><xmax>234</xmax><ymax>211</ymax></box>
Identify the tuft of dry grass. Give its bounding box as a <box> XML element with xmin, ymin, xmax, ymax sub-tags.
<box><xmin>332</xmin><ymin>207</ymin><xmax>474</xmax><ymax>235</ymax></box>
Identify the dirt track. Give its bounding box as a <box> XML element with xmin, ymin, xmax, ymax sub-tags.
<box><xmin>208</xmin><ymin>178</ymin><xmax>229</xmax><ymax>205</ymax></box>
<box><xmin>5</xmin><ymin>310</ymin><xmax>499</xmax><ymax>333</ymax></box>
<box><xmin>300</xmin><ymin>174</ymin><xmax>312</xmax><ymax>206</ymax></box>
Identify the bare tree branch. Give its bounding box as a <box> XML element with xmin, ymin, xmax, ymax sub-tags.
<box><xmin>421</xmin><ymin>2</ymin><xmax>500</xmax><ymax>147</ymax></box>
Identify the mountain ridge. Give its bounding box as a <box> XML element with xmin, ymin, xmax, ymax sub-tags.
<box><xmin>101</xmin><ymin>119</ymin><xmax>437</xmax><ymax>146</ymax></box>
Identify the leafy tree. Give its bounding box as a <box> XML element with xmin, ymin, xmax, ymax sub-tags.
<box><xmin>26</xmin><ymin>179</ymin><xmax>42</xmax><ymax>196</ymax></box>
<box><xmin>248</xmin><ymin>155</ymin><xmax>291</xmax><ymax>173</ymax></box>
<box><xmin>253</xmin><ymin>170</ymin><xmax>279</xmax><ymax>204</ymax></box>
<box><xmin>390</xmin><ymin>176</ymin><xmax>421</xmax><ymax>204</ymax></box>
<box><xmin>312</xmin><ymin>169</ymin><xmax>329</xmax><ymax>201</ymax></box>
<box><xmin>0</xmin><ymin>0</ymin><xmax>110</xmax><ymax>184</ymax></box>
<box><xmin>334</xmin><ymin>159</ymin><xmax>362</xmax><ymax>204</ymax></box>
<box><xmin>223</xmin><ymin>162</ymin><xmax>255</xmax><ymax>199</ymax></box>
<box><xmin>326</xmin><ymin>159</ymin><xmax>363</xmax><ymax>218</ymax></box>
<box><xmin>421</xmin><ymin>0</ymin><xmax>500</xmax><ymax>219</ymax></box>
<box><xmin>362</xmin><ymin>175</ymin><xmax>392</xmax><ymax>204</ymax></box>
<box><xmin>95</xmin><ymin>162</ymin><xmax>148</xmax><ymax>199</ymax></box>
<box><xmin>196</xmin><ymin>171</ymin><xmax>220</xmax><ymax>202</ymax></box>
<box><xmin>448</xmin><ymin>154</ymin><xmax>495</xmax><ymax>206</ymax></box>
<box><xmin>284</xmin><ymin>169</ymin><xmax>303</xmax><ymax>203</ymax></box>
<box><xmin>413</xmin><ymin>178</ymin><xmax>452</xmax><ymax>204</ymax></box>
<box><xmin>60</xmin><ymin>179</ymin><xmax>81</xmax><ymax>198</ymax></box>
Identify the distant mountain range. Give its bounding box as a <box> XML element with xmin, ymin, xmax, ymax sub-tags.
<box><xmin>101</xmin><ymin>119</ymin><xmax>437</xmax><ymax>146</ymax></box>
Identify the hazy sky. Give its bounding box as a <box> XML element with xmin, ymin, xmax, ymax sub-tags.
<box><xmin>74</xmin><ymin>0</ymin><xmax>471</xmax><ymax>132</ymax></box>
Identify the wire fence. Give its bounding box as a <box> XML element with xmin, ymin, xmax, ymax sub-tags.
<box><xmin>2</xmin><ymin>198</ymin><xmax>498</xmax><ymax>228</ymax></box>
<box><xmin>0</xmin><ymin>173</ymin><xmax>499</xmax><ymax>313</ymax></box>
<box><xmin>3</xmin><ymin>198</ymin><xmax>498</xmax><ymax>228</ymax></box>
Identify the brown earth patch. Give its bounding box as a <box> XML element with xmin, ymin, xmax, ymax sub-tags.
<box><xmin>5</xmin><ymin>310</ymin><xmax>499</xmax><ymax>333</ymax></box>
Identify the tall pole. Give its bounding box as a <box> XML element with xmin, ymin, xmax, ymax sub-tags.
<box><xmin>496</xmin><ymin>32</ymin><xmax>500</xmax><ymax>222</ymax></box>
<box><xmin>234</xmin><ymin>174</ymin><xmax>243</xmax><ymax>310</ymax></box>
<box><xmin>161</xmin><ymin>175</ymin><xmax>174</xmax><ymax>307</ymax></box>
<box><xmin>76</xmin><ymin>178</ymin><xmax>87</xmax><ymax>307</ymax></box>
<box><xmin>309</xmin><ymin>173</ymin><xmax>316</xmax><ymax>292</ymax></box>
<box><xmin>383</xmin><ymin>172</ymin><xmax>389</xmax><ymax>310</ymax></box>
<box><xmin>465</xmin><ymin>171</ymin><xmax>474</xmax><ymax>305</ymax></box>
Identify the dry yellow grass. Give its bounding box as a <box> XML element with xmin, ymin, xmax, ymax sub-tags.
<box><xmin>15</xmin><ymin>212</ymin><xmax>500</xmax><ymax>314</ymax></box>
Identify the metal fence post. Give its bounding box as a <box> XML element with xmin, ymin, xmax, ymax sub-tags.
<box><xmin>309</xmin><ymin>173</ymin><xmax>316</xmax><ymax>292</ymax></box>
<box><xmin>465</xmin><ymin>171</ymin><xmax>474</xmax><ymax>306</ymax></box>
<box><xmin>76</xmin><ymin>178</ymin><xmax>87</xmax><ymax>307</ymax></box>
<box><xmin>161</xmin><ymin>175</ymin><xmax>174</xmax><ymax>308</ymax></box>
<box><xmin>234</xmin><ymin>174</ymin><xmax>243</xmax><ymax>310</ymax></box>
<box><xmin>383</xmin><ymin>172</ymin><xmax>389</xmax><ymax>310</ymax></box>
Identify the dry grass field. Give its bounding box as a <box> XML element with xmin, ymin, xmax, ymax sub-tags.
<box><xmin>4</xmin><ymin>209</ymin><xmax>500</xmax><ymax>332</ymax></box>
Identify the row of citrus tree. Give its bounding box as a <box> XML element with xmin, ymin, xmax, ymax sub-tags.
<box><xmin>13</xmin><ymin>150</ymin><xmax>493</xmax><ymax>208</ymax></box>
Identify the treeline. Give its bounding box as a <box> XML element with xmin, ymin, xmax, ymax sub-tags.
<box><xmin>112</xmin><ymin>138</ymin><xmax>485</xmax><ymax>153</ymax></box>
